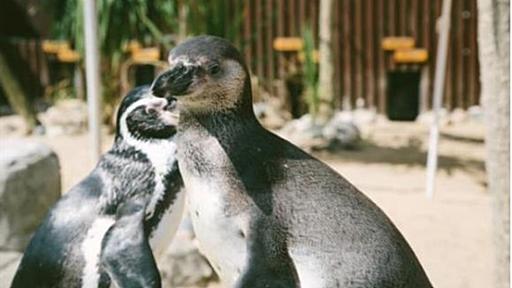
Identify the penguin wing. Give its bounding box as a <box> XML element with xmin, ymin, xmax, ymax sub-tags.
<box><xmin>235</xmin><ymin>219</ymin><xmax>300</xmax><ymax>288</ymax></box>
<box><xmin>100</xmin><ymin>200</ymin><xmax>161</xmax><ymax>288</ymax></box>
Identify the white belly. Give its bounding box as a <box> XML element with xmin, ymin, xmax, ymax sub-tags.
<box><xmin>81</xmin><ymin>217</ymin><xmax>115</xmax><ymax>288</ymax></box>
<box><xmin>185</xmin><ymin>176</ymin><xmax>248</xmax><ymax>287</ymax></box>
<box><xmin>149</xmin><ymin>188</ymin><xmax>187</xmax><ymax>257</ymax></box>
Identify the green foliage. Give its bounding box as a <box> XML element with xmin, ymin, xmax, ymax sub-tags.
<box><xmin>186</xmin><ymin>0</ymin><xmax>245</xmax><ymax>44</ymax></box>
<box><xmin>44</xmin><ymin>0</ymin><xmax>178</xmax><ymax>55</ymax></box>
<box><xmin>42</xmin><ymin>0</ymin><xmax>179</xmax><ymax>121</ymax></box>
<box><xmin>302</xmin><ymin>25</ymin><xmax>319</xmax><ymax>117</ymax></box>
<box><xmin>41</xmin><ymin>1</ymin><xmax>246</xmax><ymax>122</ymax></box>
<box><xmin>45</xmin><ymin>79</ymin><xmax>75</xmax><ymax>102</ymax></box>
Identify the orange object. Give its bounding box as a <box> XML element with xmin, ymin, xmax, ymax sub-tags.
<box><xmin>57</xmin><ymin>49</ymin><xmax>81</xmax><ymax>62</ymax></box>
<box><xmin>132</xmin><ymin>47</ymin><xmax>161</xmax><ymax>62</ymax></box>
<box><xmin>124</xmin><ymin>40</ymin><xmax>142</xmax><ymax>53</ymax></box>
<box><xmin>42</xmin><ymin>40</ymin><xmax>70</xmax><ymax>54</ymax></box>
<box><xmin>393</xmin><ymin>48</ymin><xmax>428</xmax><ymax>63</ymax></box>
<box><xmin>381</xmin><ymin>37</ymin><xmax>415</xmax><ymax>51</ymax></box>
<box><xmin>273</xmin><ymin>37</ymin><xmax>304</xmax><ymax>51</ymax></box>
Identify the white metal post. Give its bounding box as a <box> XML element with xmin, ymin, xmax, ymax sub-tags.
<box><xmin>425</xmin><ymin>0</ymin><xmax>453</xmax><ymax>199</ymax></box>
<box><xmin>83</xmin><ymin>0</ymin><xmax>102</xmax><ymax>164</ymax></box>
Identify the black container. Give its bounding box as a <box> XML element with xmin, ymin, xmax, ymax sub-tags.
<box><xmin>386</xmin><ymin>71</ymin><xmax>420</xmax><ymax>121</ymax></box>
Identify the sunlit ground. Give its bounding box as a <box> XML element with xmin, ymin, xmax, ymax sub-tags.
<box><xmin>0</xmin><ymin>118</ymin><xmax>490</xmax><ymax>288</ymax></box>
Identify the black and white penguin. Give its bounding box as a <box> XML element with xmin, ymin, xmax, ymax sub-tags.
<box><xmin>151</xmin><ymin>35</ymin><xmax>433</xmax><ymax>288</ymax></box>
<box><xmin>11</xmin><ymin>86</ymin><xmax>185</xmax><ymax>288</ymax></box>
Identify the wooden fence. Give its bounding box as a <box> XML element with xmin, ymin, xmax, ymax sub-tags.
<box><xmin>1</xmin><ymin>0</ymin><xmax>480</xmax><ymax>116</ymax></box>
<box><xmin>239</xmin><ymin>0</ymin><xmax>480</xmax><ymax>114</ymax></box>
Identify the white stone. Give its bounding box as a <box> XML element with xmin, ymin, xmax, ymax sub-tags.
<box><xmin>0</xmin><ymin>140</ymin><xmax>61</xmax><ymax>252</ymax></box>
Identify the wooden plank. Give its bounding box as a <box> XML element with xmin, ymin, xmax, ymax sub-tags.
<box><xmin>276</xmin><ymin>0</ymin><xmax>286</xmax><ymax>107</ymax></box>
<box><xmin>354</xmin><ymin>0</ymin><xmax>363</xmax><ymax>106</ymax></box>
<box><xmin>468</xmin><ymin>0</ymin><xmax>479</xmax><ymax>106</ymax></box>
<box><xmin>311</xmin><ymin>0</ymin><xmax>319</xmax><ymax>43</ymax></box>
<box><xmin>255</xmin><ymin>0</ymin><xmax>264</xmax><ymax>81</ymax></box>
<box><xmin>387</xmin><ymin>0</ymin><xmax>396</xmax><ymax>69</ymax></box>
<box><xmin>443</xmin><ymin>0</ymin><xmax>455</xmax><ymax>110</ymax></box>
<box><xmin>365</xmin><ymin>0</ymin><xmax>375</xmax><ymax>108</ymax></box>
<box><xmin>455</xmin><ymin>0</ymin><xmax>464</xmax><ymax>108</ymax></box>
<box><xmin>376</xmin><ymin>0</ymin><xmax>387</xmax><ymax>113</ymax></box>
<box><xmin>233</xmin><ymin>0</ymin><xmax>241</xmax><ymax>48</ymax></box>
<box><xmin>333</xmin><ymin>0</ymin><xmax>341</xmax><ymax>108</ymax></box>
<box><xmin>299</xmin><ymin>0</ymin><xmax>306</xmax><ymax>31</ymax></box>
<box><xmin>288</xmin><ymin>0</ymin><xmax>296</xmax><ymax>36</ymax></box>
<box><xmin>410</xmin><ymin>0</ymin><xmax>418</xmax><ymax>39</ymax></box>
<box><xmin>422</xmin><ymin>0</ymin><xmax>431</xmax><ymax>109</ymax></box>
<box><xmin>243</xmin><ymin>1</ymin><xmax>252</xmax><ymax>72</ymax></box>
<box><xmin>342</xmin><ymin>0</ymin><xmax>352</xmax><ymax>109</ymax></box>
<box><xmin>266</xmin><ymin>0</ymin><xmax>274</xmax><ymax>94</ymax></box>
<box><xmin>399</xmin><ymin>0</ymin><xmax>407</xmax><ymax>36</ymax></box>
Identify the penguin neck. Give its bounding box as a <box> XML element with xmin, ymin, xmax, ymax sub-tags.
<box><xmin>111</xmin><ymin>136</ymin><xmax>176</xmax><ymax>173</ymax></box>
<box><xmin>178</xmin><ymin>102</ymin><xmax>262</xmax><ymax>142</ymax></box>
<box><xmin>99</xmin><ymin>138</ymin><xmax>177</xmax><ymax>216</ymax></box>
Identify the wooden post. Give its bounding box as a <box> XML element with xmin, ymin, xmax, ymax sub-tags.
<box><xmin>0</xmin><ymin>51</ymin><xmax>39</xmax><ymax>133</ymax></box>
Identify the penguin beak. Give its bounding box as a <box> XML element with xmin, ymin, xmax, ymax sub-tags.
<box><xmin>152</xmin><ymin>64</ymin><xmax>196</xmax><ymax>98</ymax></box>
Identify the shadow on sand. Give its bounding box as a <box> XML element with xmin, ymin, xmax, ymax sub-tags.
<box><xmin>314</xmin><ymin>137</ymin><xmax>486</xmax><ymax>186</ymax></box>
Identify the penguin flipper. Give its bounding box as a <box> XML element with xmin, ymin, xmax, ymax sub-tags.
<box><xmin>100</xmin><ymin>200</ymin><xmax>161</xmax><ymax>288</ymax></box>
<box><xmin>235</xmin><ymin>220</ymin><xmax>300</xmax><ymax>288</ymax></box>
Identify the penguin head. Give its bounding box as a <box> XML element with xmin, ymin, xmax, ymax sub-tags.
<box><xmin>151</xmin><ymin>35</ymin><xmax>252</xmax><ymax>113</ymax></box>
<box><xmin>116</xmin><ymin>85</ymin><xmax>179</xmax><ymax>142</ymax></box>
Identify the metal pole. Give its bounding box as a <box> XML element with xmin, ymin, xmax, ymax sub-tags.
<box><xmin>425</xmin><ymin>0</ymin><xmax>453</xmax><ymax>199</ymax></box>
<box><xmin>83</xmin><ymin>0</ymin><xmax>102</xmax><ymax>163</ymax></box>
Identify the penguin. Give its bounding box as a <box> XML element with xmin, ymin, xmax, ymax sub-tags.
<box><xmin>11</xmin><ymin>85</ymin><xmax>185</xmax><ymax>288</ymax></box>
<box><xmin>151</xmin><ymin>35</ymin><xmax>433</xmax><ymax>288</ymax></box>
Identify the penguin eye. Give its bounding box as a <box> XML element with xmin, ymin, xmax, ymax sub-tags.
<box><xmin>208</xmin><ymin>63</ymin><xmax>221</xmax><ymax>75</ymax></box>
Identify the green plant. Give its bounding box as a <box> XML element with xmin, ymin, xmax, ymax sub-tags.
<box><xmin>45</xmin><ymin>79</ymin><xmax>74</xmax><ymax>102</ymax></box>
<box><xmin>302</xmin><ymin>25</ymin><xmax>319</xmax><ymax>117</ymax></box>
<box><xmin>43</xmin><ymin>0</ymin><xmax>179</xmax><ymax>121</ymax></box>
<box><xmin>186</xmin><ymin>0</ymin><xmax>245</xmax><ymax>44</ymax></box>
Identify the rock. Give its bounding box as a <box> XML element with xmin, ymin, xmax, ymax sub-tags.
<box><xmin>254</xmin><ymin>98</ymin><xmax>291</xmax><ymax>130</ymax></box>
<box><xmin>467</xmin><ymin>105</ymin><xmax>484</xmax><ymax>123</ymax></box>
<box><xmin>0</xmin><ymin>115</ymin><xmax>26</xmax><ymax>138</ymax></box>
<box><xmin>278</xmin><ymin>113</ymin><xmax>361</xmax><ymax>151</ymax></box>
<box><xmin>322</xmin><ymin>118</ymin><xmax>361</xmax><ymax>149</ymax></box>
<box><xmin>449</xmin><ymin>108</ymin><xmax>467</xmax><ymax>123</ymax></box>
<box><xmin>0</xmin><ymin>251</ymin><xmax>22</xmax><ymax>288</ymax></box>
<box><xmin>40</xmin><ymin>99</ymin><xmax>88</xmax><ymax>136</ymax></box>
<box><xmin>416</xmin><ymin>108</ymin><xmax>449</xmax><ymax>125</ymax></box>
<box><xmin>0</xmin><ymin>140</ymin><xmax>61</xmax><ymax>252</ymax></box>
<box><xmin>159</xmin><ymin>215</ymin><xmax>217</xmax><ymax>288</ymax></box>
<box><xmin>331</xmin><ymin>109</ymin><xmax>377</xmax><ymax>127</ymax></box>
<box><xmin>278</xmin><ymin>114</ymin><xmax>325</xmax><ymax>151</ymax></box>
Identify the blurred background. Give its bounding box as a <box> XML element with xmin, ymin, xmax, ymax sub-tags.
<box><xmin>0</xmin><ymin>1</ymin><xmax>509</xmax><ymax>288</ymax></box>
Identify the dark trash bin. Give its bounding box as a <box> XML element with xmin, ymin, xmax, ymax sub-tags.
<box><xmin>386</xmin><ymin>70</ymin><xmax>420</xmax><ymax>121</ymax></box>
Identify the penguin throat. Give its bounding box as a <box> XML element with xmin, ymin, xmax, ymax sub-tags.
<box><xmin>108</xmin><ymin>138</ymin><xmax>177</xmax><ymax>218</ymax></box>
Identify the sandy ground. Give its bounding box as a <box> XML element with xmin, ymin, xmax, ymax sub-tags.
<box><xmin>0</xmin><ymin>118</ymin><xmax>492</xmax><ymax>288</ymax></box>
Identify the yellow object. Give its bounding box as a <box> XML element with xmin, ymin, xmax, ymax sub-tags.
<box><xmin>273</xmin><ymin>37</ymin><xmax>304</xmax><ymax>51</ymax></box>
<box><xmin>42</xmin><ymin>40</ymin><xmax>70</xmax><ymax>54</ymax></box>
<box><xmin>132</xmin><ymin>48</ymin><xmax>161</xmax><ymax>63</ymax></box>
<box><xmin>57</xmin><ymin>49</ymin><xmax>81</xmax><ymax>63</ymax></box>
<box><xmin>124</xmin><ymin>40</ymin><xmax>142</xmax><ymax>53</ymax></box>
<box><xmin>393</xmin><ymin>49</ymin><xmax>428</xmax><ymax>63</ymax></box>
<box><xmin>381</xmin><ymin>37</ymin><xmax>415</xmax><ymax>51</ymax></box>
<box><xmin>298</xmin><ymin>50</ymin><xmax>320</xmax><ymax>63</ymax></box>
